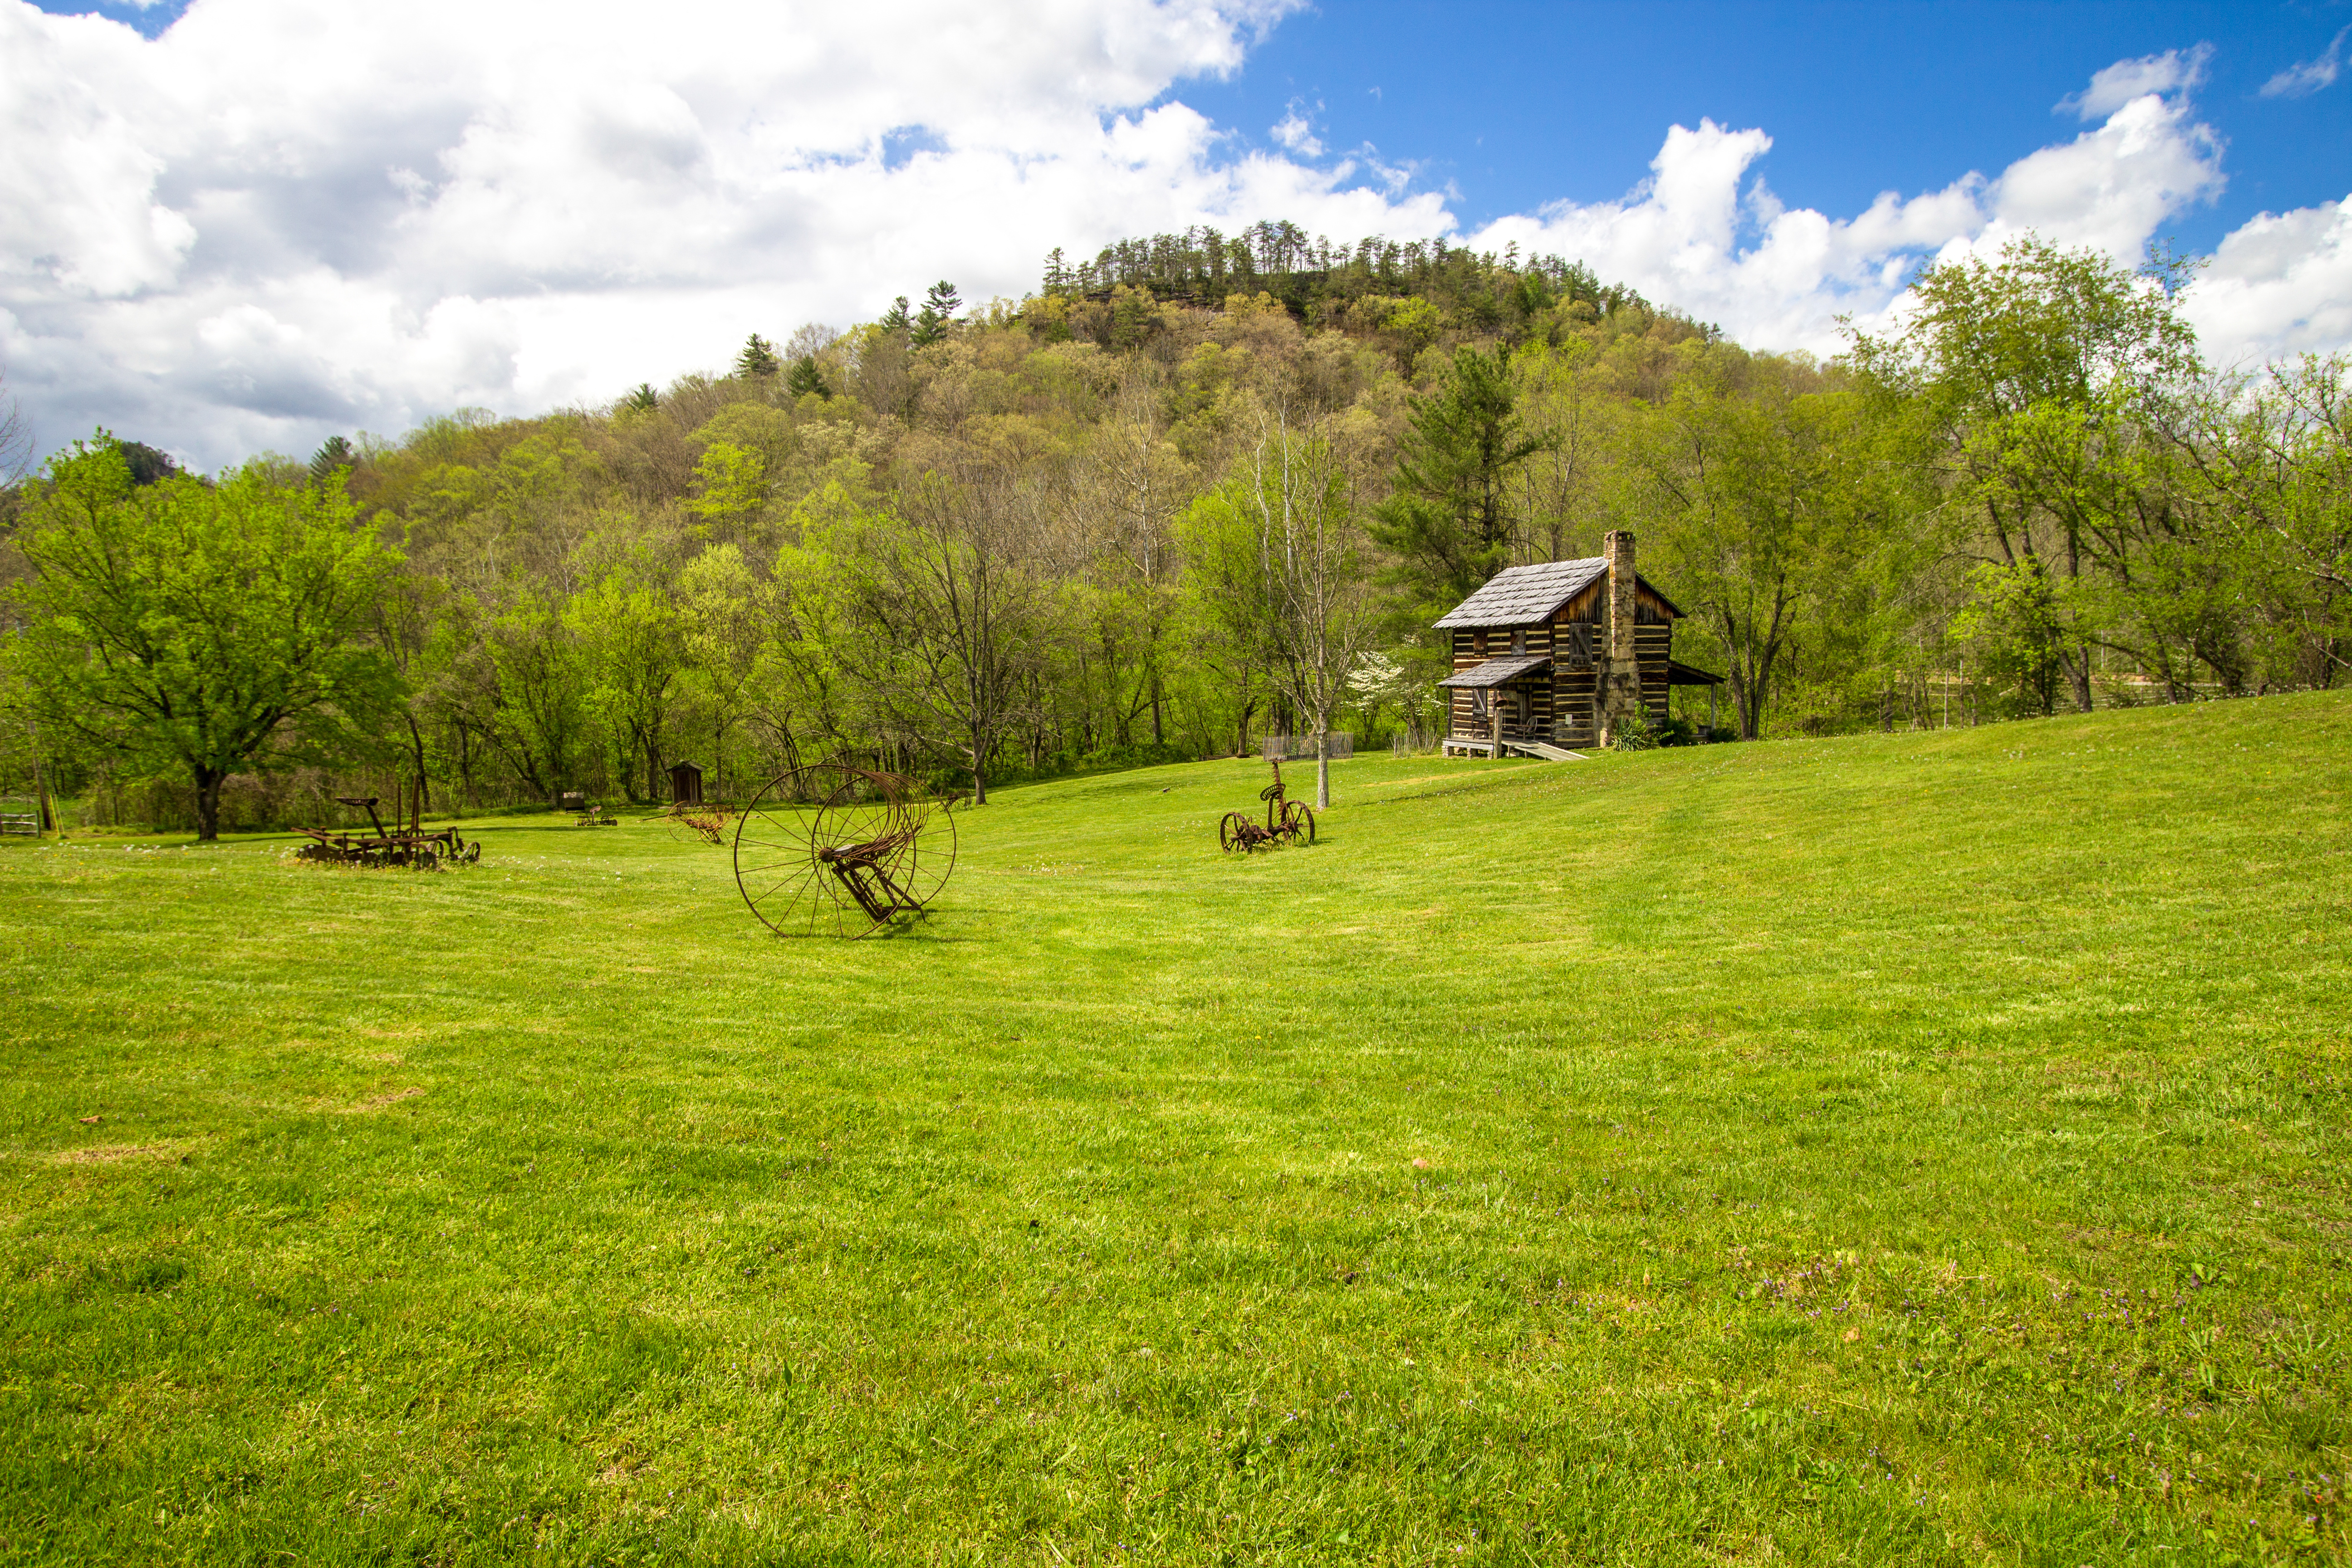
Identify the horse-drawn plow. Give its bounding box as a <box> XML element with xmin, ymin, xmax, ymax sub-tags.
<box><xmin>296</xmin><ymin>796</ymin><xmax>480</xmax><ymax>869</ymax></box>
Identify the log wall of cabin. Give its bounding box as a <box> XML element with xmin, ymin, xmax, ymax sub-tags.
<box><xmin>1448</xmin><ymin>628</ymin><xmax>1477</xmax><ymax>734</ymax></box>
<box><xmin>1550</xmin><ymin>600</ymin><xmax>1599</xmax><ymax>744</ymax></box>
<box><xmin>1636</xmin><ymin>603</ymin><xmax>1672</xmax><ymax>728</ymax></box>
<box><xmin>1449</xmin><ymin>624</ymin><xmax>1558</xmax><ymax>735</ymax></box>
<box><xmin>1548</xmin><ymin>581</ymin><xmax>1675</xmax><ymax>741</ymax></box>
<box><xmin>1448</xmin><ymin>578</ymin><xmax>1676</xmax><ymax>743</ymax></box>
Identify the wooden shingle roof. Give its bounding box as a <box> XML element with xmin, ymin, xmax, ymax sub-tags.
<box><xmin>1432</xmin><ymin>559</ymin><xmax>1606</xmax><ymax>629</ymax></box>
<box><xmin>1435</xmin><ymin>653</ymin><xmax>1552</xmax><ymax>688</ymax></box>
<box><xmin>1432</xmin><ymin>559</ymin><xmax>1686</xmax><ymax>629</ymax></box>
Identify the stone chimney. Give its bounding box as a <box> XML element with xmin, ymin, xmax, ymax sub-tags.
<box><xmin>1598</xmin><ymin>530</ymin><xmax>1642</xmax><ymax>743</ymax></box>
<box><xmin>1605</xmin><ymin>530</ymin><xmax>1637</xmax><ymax>664</ymax></box>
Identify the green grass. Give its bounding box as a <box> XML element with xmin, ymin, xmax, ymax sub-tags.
<box><xmin>2</xmin><ymin>694</ymin><xmax>2348</xmax><ymax>1566</ymax></box>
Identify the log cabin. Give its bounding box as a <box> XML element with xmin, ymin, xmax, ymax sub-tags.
<box><xmin>1436</xmin><ymin>530</ymin><xmax>1723</xmax><ymax>757</ymax></box>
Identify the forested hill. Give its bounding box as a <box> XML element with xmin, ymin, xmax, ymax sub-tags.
<box><xmin>1036</xmin><ymin>220</ymin><xmax>1694</xmax><ymax>348</ymax></box>
<box><xmin>3</xmin><ymin>224</ymin><xmax>2345</xmax><ymax>840</ymax></box>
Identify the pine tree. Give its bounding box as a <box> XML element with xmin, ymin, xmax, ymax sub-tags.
<box><xmin>735</xmin><ymin>333</ymin><xmax>781</xmax><ymax>379</ymax></box>
<box><xmin>879</xmin><ymin>296</ymin><xmax>913</xmax><ymax>335</ymax></box>
<box><xmin>1368</xmin><ymin>346</ymin><xmax>1544</xmax><ymax>606</ymax></box>
<box><xmin>308</xmin><ymin>435</ymin><xmax>355</xmax><ymax>484</ymax></box>
<box><xmin>784</xmin><ymin>356</ymin><xmax>831</xmax><ymax>400</ymax></box>
<box><xmin>912</xmin><ymin>281</ymin><xmax>961</xmax><ymax>348</ymax></box>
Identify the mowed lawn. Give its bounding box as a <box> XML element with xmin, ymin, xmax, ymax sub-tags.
<box><xmin>1</xmin><ymin>695</ymin><xmax>2347</xmax><ymax>1567</ymax></box>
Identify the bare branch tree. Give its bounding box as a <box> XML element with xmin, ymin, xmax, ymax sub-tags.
<box><xmin>1191</xmin><ymin>398</ymin><xmax>1385</xmax><ymax>807</ymax></box>
<box><xmin>835</xmin><ymin>455</ymin><xmax>1049</xmax><ymax>802</ymax></box>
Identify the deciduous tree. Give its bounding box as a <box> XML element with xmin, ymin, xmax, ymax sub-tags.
<box><xmin>9</xmin><ymin>439</ymin><xmax>402</xmax><ymax>839</ymax></box>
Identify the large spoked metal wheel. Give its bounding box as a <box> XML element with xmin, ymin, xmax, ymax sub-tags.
<box><xmin>1282</xmin><ymin>801</ymin><xmax>1316</xmax><ymax>846</ymax></box>
<box><xmin>733</xmin><ymin>765</ymin><xmax>955</xmax><ymax>938</ymax></box>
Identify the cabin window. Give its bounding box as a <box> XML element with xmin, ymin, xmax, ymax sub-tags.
<box><xmin>1511</xmin><ymin>629</ymin><xmax>1526</xmax><ymax>655</ymax></box>
<box><xmin>1473</xmin><ymin>631</ymin><xmax>1487</xmax><ymax>656</ymax></box>
<box><xmin>1471</xmin><ymin>689</ymin><xmax>1489</xmax><ymax>721</ymax></box>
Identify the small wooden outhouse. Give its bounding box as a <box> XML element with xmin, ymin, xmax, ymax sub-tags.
<box><xmin>1436</xmin><ymin>530</ymin><xmax>1722</xmax><ymax>756</ymax></box>
<box><xmin>668</xmin><ymin>760</ymin><xmax>705</xmax><ymax>806</ymax></box>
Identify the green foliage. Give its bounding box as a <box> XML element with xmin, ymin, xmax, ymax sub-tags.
<box><xmin>1951</xmin><ymin>560</ymin><xmax>2073</xmax><ymax>717</ymax></box>
<box><xmin>911</xmin><ymin>281</ymin><xmax>960</xmax><ymax>348</ymax></box>
<box><xmin>6</xmin><ymin>439</ymin><xmax>402</xmax><ymax>838</ymax></box>
<box><xmin>782</xmin><ymin>355</ymin><xmax>830</xmax><ymax>400</ymax></box>
<box><xmin>567</xmin><ymin>554</ymin><xmax>685</xmax><ymax>801</ymax></box>
<box><xmin>1854</xmin><ymin>237</ymin><xmax>2215</xmax><ymax>713</ymax></box>
<box><xmin>115</xmin><ymin>440</ymin><xmax>179</xmax><ymax>485</ymax></box>
<box><xmin>1369</xmin><ymin>345</ymin><xmax>1544</xmax><ymax>609</ymax></box>
<box><xmin>1039</xmin><ymin>219</ymin><xmax>1665</xmax><ymax>345</ymax></box>
<box><xmin>681</xmin><ymin>441</ymin><xmax>769</xmax><ymax>534</ymax></box>
<box><xmin>22</xmin><ymin>229</ymin><xmax>2339</xmax><ymax>827</ymax></box>
<box><xmin>307</xmin><ymin>435</ymin><xmax>355</xmax><ymax>485</ymax></box>
<box><xmin>1627</xmin><ymin>349</ymin><xmax>1940</xmax><ymax>740</ymax></box>
<box><xmin>1608</xmin><ymin>704</ymin><xmax>1658</xmax><ymax>750</ymax></box>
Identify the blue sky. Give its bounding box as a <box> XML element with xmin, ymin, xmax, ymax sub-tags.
<box><xmin>1170</xmin><ymin>1</ymin><xmax>2352</xmax><ymax>254</ymax></box>
<box><xmin>8</xmin><ymin>0</ymin><xmax>2351</xmax><ymax>465</ymax></box>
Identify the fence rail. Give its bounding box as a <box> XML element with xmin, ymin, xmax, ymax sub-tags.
<box><xmin>1261</xmin><ymin>733</ymin><xmax>1354</xmax><ymax>761</ymax></box>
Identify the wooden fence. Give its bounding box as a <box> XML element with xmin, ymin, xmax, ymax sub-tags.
<box><xmin>1260</xmin><ymin>733</ymin><xmax>1354</xmax><ymax>761</ymax></box>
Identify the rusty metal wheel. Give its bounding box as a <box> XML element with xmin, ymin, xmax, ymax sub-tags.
<box><xmin>1220</xmin><ymin>811</ymin><xmax>1250</xmax><ymax>853</ymax></box>
<box><xmin>733</xmin><ymin>765</ymin><xmax>951</xmax><ymax>938</ymax></box>
<box><xmin>1282</xmin><ymin>800</ymin><xmax>1315</xmax><ymax>846</ymax></box>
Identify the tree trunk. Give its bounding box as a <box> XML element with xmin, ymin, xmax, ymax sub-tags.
<box><xmin>2064</xmin><ymin>527</ymin><xmax>2094</xmax><ymax>712</ymax></box>
<box><xmin>1315</xmin><ymin>729</ymin><xmax>1331</xmax><ymax>809</ymax></box>
<box><xmin>404</xmin><ymin>714</ymin><xmax>429</xmax><ymax>814</ymax></box>
<box><xmin>194</xmin><ymin>767</ymin><xmax>225</xmax><ymax>842</ymax></box>
<box><xmin>2063</xmin><ymin>647</ymin><xmax>2095</xmax><ymax>713</ymax></box>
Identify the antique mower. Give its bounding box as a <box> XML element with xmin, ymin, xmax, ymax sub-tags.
<box><xmin>296</xmin><ymin>795</ymin><xmax>480</xmax><ymax>869</ymax></box>
<box><xmin>731</xmin><ymin>764</ymin><xmax>957</xmax><ymax>937</ymax></box>
<box><xmin>1220</xmin><ymin>759</ymin><xmax>1316</xmax><ymax>853</ymax></box>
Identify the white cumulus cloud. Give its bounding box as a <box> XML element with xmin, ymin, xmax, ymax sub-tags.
<box><xmin>2261</xmin><ymin>27</ymin><xmax>2347</xmax><ymax>99</ymax></box>
<box><xmin>1471</xmin><ymin>70</ymin><xmax>2239</xmax><ymax>355</ymax></box>
<box><xmin>2</xmin><ymin>10</ymin><xmax>2349</xmax><ymax>468</ymax></box>
<box><xmin>2058</xmin><ymin>44</ymin><xmax>2210</xmax><ymax>120</ymax></box>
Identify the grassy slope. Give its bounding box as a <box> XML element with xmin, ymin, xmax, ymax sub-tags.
<box><xmin>0</xmin><ymin>694</ymin><xmax>2347</xmax><ymax>1566</ymax></box>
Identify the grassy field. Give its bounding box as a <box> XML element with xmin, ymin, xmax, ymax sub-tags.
<box><xmin>1</xmin><ymin>693</ymin><xmax>2347</xmax><ymax>1566</ymax></box>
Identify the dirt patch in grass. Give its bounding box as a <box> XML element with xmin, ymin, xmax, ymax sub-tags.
<box><xmin>341</xmin><ymin>1087</ymin><xmax>426</xmax><ymax>1112</ymax></box>
<box><xmin>54</xmin><ymin>1144</ymin><xmax>176</xmax><ymax>1165</ymax></box>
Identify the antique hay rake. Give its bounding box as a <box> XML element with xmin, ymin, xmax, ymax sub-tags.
<box><xmin>731</xmin><ymin>764</ymin><xmax>957</xmax><ymax>937</ymax></box>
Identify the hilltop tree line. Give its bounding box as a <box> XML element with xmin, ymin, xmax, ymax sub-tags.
<box><xmin>1</xmin><ymin>226</ymin><xmax>2346</xmax><ymax>838</ymax></box>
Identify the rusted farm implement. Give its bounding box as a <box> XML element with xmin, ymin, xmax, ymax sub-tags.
<box><xmin>666</xmin><ymin>802</ymin><xmax>740</xmax><ymax>846</ymax></box>
<box><xmin>732</xmin><ymin>764</ymin><xmax>957</xmax><ymax>937</ymax></box>
<box><xmin>1220</xmin><ymin>759</ymin><xmax>1315</xmax><ymax>853</ymax></box>
<box><xmin>297</xmin><ymin>796</ymin><xmax>480</xmax><ymax>869</ymax></box>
